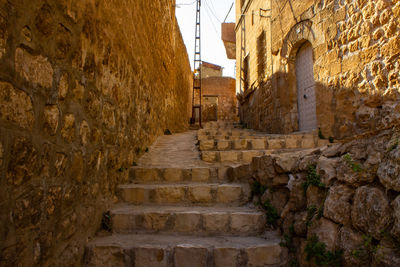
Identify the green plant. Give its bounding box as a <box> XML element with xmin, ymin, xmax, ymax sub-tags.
<box><xmin>135</xmin><ymin>147</ymin><xmax>141</xmax><ymax>154</ymax></box>
<box><xmin>388</xmin><ymin>139</ymin><xmax>399</xmax><ymax>152</ymax></box>
<box><xmin>132</xmin><ymin>162</ymin><xmax>137</xmax><ymax>166</ymax></box>
<box><xmin>328</xmin><ymin>136</ymin><xmax>334</xmax><ymax>143</ymax></box>
<box><xmin>305</xmin><ymin>235</ymin><xmax>343</xmax><ymax>267</ymax></box>
<box><xmin>343</xmin><ymin>153</ymin><xmax>363</xmax><ymax>172</ymax></box>
<box><xmin>316</xmin><ymin>206</ymin><xmax>324</xmax><ymax>220</ymax></box>
<box><xmin>307</xmin><ymin>205</ymin><xmax>318</xmax><ymax>226</ymax></box>
<box><xmin>302</xmin><ymin>164</ymin><xmax>325</xmax><ymax>193</ymax></box>
<box><xmin>145</xmin><ymin>147</ymin><xmax>149</xmax><ymax>152</ymax></box>
<box><xmin>289</xmin><ymin>259</ymin><xmax>299</xmax><ymax>267</ymax></box>
<box><xmin>101</xmin><ymin>211</ymin><xmax>112</xmax><ymax>232</ymax></box>
<box><xmin>351</xmin><ymin>235</ymin><xmax>380</xmax><ymax>262</ymax></box>
<box><xmin>263</xmin><ymin>200</ymin><xmax>280</xmax><ymax>225</ymax></box>
<box><xmin>318</xmin><ymin>128</ymin><xmax>325</xmax><ymax>139</ymax></box>
<box><xmin>280</xmin><ymin>225</ymin><xmax>296</xmax><ymax>253</ymax></box>
<box><xmin>164</xmin><ymin>129</ymin><xmax>172</xmax><ymax>135</ymax></box>
<box><xmin>118</xmin><ymin>167</ymin><xmax>125</xmax><ymax>172</ymax></box>
<box><xmin>251</xmin><ymin>180</ymin><xmax>267</xmax><ymax>196</ymax></box>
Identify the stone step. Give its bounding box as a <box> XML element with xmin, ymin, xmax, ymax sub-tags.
<box><xmin>198</xmin><ymin>129</ymin><xmax>255</xmax><ymax>137</ymax></box>
<box><xmin>201</xmin><ymin>150</ymin><xmax>269</xmax><ymax>163</ymax></box>
<box><xmin>85</xmin><ymin>233</ymin><xmax>287</xmax><ymax>267</ymax></box>
<box><xmin>118</xmin><ymin>183</ymin><xmax>251</xmax><ymax>205</ymax></box>
<box><xmin>111</xmin><ymin>205</ymin><xmax>266</xmax><ymax>236</ymax></box>
<box><xmin>199</xmin><ymin>136</ymin><xmax>328</xmax><ymax>151</ymax></box>
<box><xmin>130</xmin><ymin>167</ymin><xmax>231</xmax><ymax>183</ymax></box>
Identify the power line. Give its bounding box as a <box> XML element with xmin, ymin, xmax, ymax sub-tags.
<box><xmin>204</xmin><ymin>0</ymin><xmax>221</xmax><ymax>23</ymax></box>
<box><xmin>203</xmin><ymin>2</ymin><xmax>220</xmax><ymax>36</ymax></box>
<box><xmin>223</xmin><ymin>2</ymin><xmax>234</xmax><ymax>23</ymax></box>
<box><xmin>175</xmin><ymin>0</ymin><xmax>197</xmax><ymax>6</ymax></box>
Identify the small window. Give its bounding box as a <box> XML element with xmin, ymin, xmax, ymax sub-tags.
<box><xmin>243</xmin><ymin>55</ymin><xmax>250</xmax><ymax>91</ymax></box>
<box><xmin>257</xmin><ymin>31</ymin><xmax>266</xmax><ymax>81</ymax></box>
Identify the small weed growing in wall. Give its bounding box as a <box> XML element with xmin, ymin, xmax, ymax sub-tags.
<box><xmin>132</xmin><ymin>162</ymin><xmax>137</xmax><ymax>166</ymax></box>
<box><xmin>318</xmin><ymin>128</ymin><xmax>325</xmax><ymax>139</ymax></box>
<box><xmin>251</xmin><ymin>180</ymin><xmax>267</xmax><ymax>196</ymax></box>
<box><xmin>263</xmin><ymin>200</ymin><xmax>280</xmax><ymax>225</ymax></box>
<box><xmin>328</xmin><ymin>136</ymin><xmax>334</xmax><ymax>143</ymax></box>
<box><xmin>280</xmin><ymin>224</ymin><xmax>296</xmax><ymax>253</ymax></box>
<box><xmin>343</xmin><ymin>153</ymin><xmax>363</xmax><ymax>172</ymax></box>
<box><xmin>101</xmin><ymin>211</ymin><xmax>112</xmax><ymax>232</ymax></box>
<box><xmin>164</xmin><ymin>129</ymin><xmax>172</xmax><ymax>135</ymax></box>
<box><xmin>387</xmin><ymin>139</ymin><xmax>399</xmax><ymax>152</ymax></box>
<box><xmin>145</xmin><ymin>147</ymin><xmax>149</xmax><ymax>152</ymax></box>
<box><xmin>351</xmin><ymin>235</ymin><xmax>380</xmax><ymax>262</ymax></box>
<box><xmin>135</xmin><ymin>147</ymin><xmax>141</xmax><ymax>154</ymax></box>
<box><xmin>306</xmin><ymin>205</ymin><xmax>324</xmax><ymax>227</ymax></box>
<box><xmin>302</xmin><ymin>164</ymin><xmax>325</xmax><ymax>193</ymax></box>
<box><xmin>305</xmin><ymin>235</ymin><xmax>343</xmax><ymax>267</ymax></box>
<box><xmin>118</xmin><ymin>167</ymin><xmax>125</xmax><ymax>172</ymax></box>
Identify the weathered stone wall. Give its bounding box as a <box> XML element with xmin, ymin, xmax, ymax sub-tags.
<box><xmin>228</xmin><ymin>126</ymin><xmax>400</xmax><ymax>266</ymax></box>
<box><xmin>0</xmin><ymin>0</ymin><xmax>192</xmax><ymax>265</ymax></box>
<box><xmin>202</xmin><ymin>77</ymin><xmax>238</xmax><ymax>122</ymax></box>
<box><xmin>236</xmin><ymin>0</ymin><xmax>400</xmax><ymax>139</ymax></box>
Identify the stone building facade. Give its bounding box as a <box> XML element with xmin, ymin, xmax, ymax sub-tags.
<box><xmin>235</xmin><ymin>0</ymin><xmax>400</xmax><ymax>139</ymax></box>
<box><xmin>0</xmin><ymin>0</ymin><xmax>192</xmax><ymax>265</ymax></box>
<box><xmin>200</xmin><ymin>62</ymin><xmax>238</xmax><ymax>122</ymax></box>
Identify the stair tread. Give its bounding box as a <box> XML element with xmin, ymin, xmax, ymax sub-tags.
<box><xmin>88</xmin><ymin>233</ymin><xmax>281</xmax><ymax>249</ymax></box>
<box><xmin>119</xmin><ymin>182</ymin><xmax>248</xmax><ymax>189</ymax></box>
<box><xmin>111</xmin><ymin>204</ymin><xmax>262</xmax><ymax>214</ymax></box>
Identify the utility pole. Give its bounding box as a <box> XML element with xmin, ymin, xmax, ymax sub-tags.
<box><xmin>191</xmin><ymin>0</ymin><xmax>202</xmax><ymax>127</ymax></box>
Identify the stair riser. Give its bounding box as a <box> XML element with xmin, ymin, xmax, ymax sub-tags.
<box><xmin>201</xmin><ymin>150</ymin><xmax>267</xmax><ymax>163</ymax></box>
<box><xmin>130</xmin><ymin>167</ymin><xmax>232</xmax><ymax>183</ymax></box>
<box><xmin>118</xmin><ymin>185</ymin><xmax>251</xmax><ymax>205</ymax></box>
<box><xmin>86</xmin><ymin>244</ymin><xmax>287</xmax><ymax>267</ymax></box>
<box><xmin>112</xmin><ymin>212</ymin><xmax>266</xmax><ymax>236</ymax></box>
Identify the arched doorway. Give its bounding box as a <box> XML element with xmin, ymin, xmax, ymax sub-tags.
<box><xmin>295</xmin><ymin>42</ymin><xmax>317</xmax><ymax>131</ymax></box>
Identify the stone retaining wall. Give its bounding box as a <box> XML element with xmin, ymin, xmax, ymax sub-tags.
<box><xmin>0</xmin><ymin>0</ymin><xmax>192</xmax><ymax>265</ymax></box>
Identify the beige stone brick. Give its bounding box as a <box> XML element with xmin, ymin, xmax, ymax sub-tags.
<box><xmin>285</xmin><ymin>136</ymin><xmax>299</xmax><ymax>149</ymax></box>
<box><xmin>220</xmin><ymin>151</ymin><xmax>239</xmax><ymax>162</ymax></box>
<box><xmin>242</xmin><ymin>151</ymin><xmax>264</xmax><ymax>163</ymax></box>
<box><xmin>233</xmin><ymin>139</ymin><xmax>248</xmax><ymax>149</ymax></box>
<box><xmin>251</xmin><ymin>139</ymin><xmax>266</xmax><ymax>150</ymax></box>
<box><xmin>301</xmin><ymin>137</ymin><xmax>316</xmax><ymax>148</ymax></box>
<box><xmin>121</xmin><ymin>188</ymin><xmax>146</xmax><ymax>204</ymax></box>
<box><xmin>134</xmin><ymin>168</ymin><xmax>160</xmax><ymax>182</ymax></box>
<box><xmin>174</xmin><ymin>212</ymin><xmax>201</xmax><ymax>232</ymax></box>
<box><xmin>203</xmin><ymin>212</ymin><xmax>230</xmax><ymax>232</ymax></box>
<box><xmin>267</xmin><ymin>139</ymin><xmax>283</xmax><ymax>149</ymax></box>
<box><xmin>188</xmin><ymin>186</ymin><xmax>212</xmax><ymax>203</ymax></box>
<box><xmin>153</xmin><ymin>187</ymin><xmax>185</xmax><ymax>203</ymax></box>
<box><xmin>217</xmin><ymin>167</ymin><xmax>228</xmax><ymax>181</ymax></box>
<box><xmin>143</xmin><ymin>212</ymin><xmax>169</xmax><ymax>231</ymax></box>
<box><xmin>199</xmin><ymin>140</ymin><xmax>214</xmax><ymax>151</ymax></box>
<box><xmin>201</xmin><ymin>151</ymin><xmax>217</xmax><ymax>162</ymax></box>
<box><xmin>216</xmin><ymin>185</ymin><xmax>242</xmax><ymax>203</ymax></box>
<box><xmin>163</xmin><ymin>168</ymin><xmax>183</xmax><ymax>182</ymax></box>
<box><xmin>217</xmin><ymin>140</ymin><xmax>231</xmax><ymax>150</ymax></box>
<box><xmin>246</xmin><ymin>245</ymin><xmax>283</xmax><ymax>265</ymax></box>
<box><xmin>230</xmin><ymin>213</ymin><xmax>264</xmax><ymax>233</ymax></box>
<box><xmin>135</xmin><ymin>247</ymin><xmax>167</xmax><ymax>267</ymax></box>
<box><xmin>192</xmin><ymin>168</ymin><xmax>210</xmax><ymax>182</ymax></box>
<box><xmin>174</xmin><ymin>245</ymin><xmax>208</xmax><ymax>267</ymax></box>
<box><xmin>214</xmin><ymin>247</ymin><xmax>239</xmax><ymax>267</ymax></box>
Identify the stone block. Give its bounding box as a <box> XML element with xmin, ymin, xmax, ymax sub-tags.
<box><xmin>191</xmin><ymin>168</ymin><xmax>210</xmax><ymax>182</ymax></box>
<box><xmin>174</xmin><ymin>212</ymin><xmax>201</xmax><ymax>232</ymax></box>
<box><xmin>188</xmin><ymin>186</ymin><xmax>212</xmax><ymax>203</ymax></box>
<box><xmin>163</xmin><ymin>168</ymin><xmax>183</xmax><ymax>182</ymax></box>
<box><xmin>274</xmin><ymin>154</ymin><xmax>298</xmax><ymax>173</ymax></box>
<box><xmin>174</xmin><ymin>245</ymin><xmax>208</xmax><ymax>267</ymax></box>
<box><xmin>0</xmin><ymin>82</ymin><xmax>34</xmax><ymax>129</ymax></box>
<box><xmin>154</xmin><ymin>187</ymin><xmax>185</xmax><ymax>204</ymax></box>
<box><xmin>245</xmin><ymin>245</ymin><xmax>283</xmax><ymax>265</ymax></box>
<box><xmin>15</xmin><ymin>47</ymin><xmax>54</xmax><ymax>88</ymax></box>
<box><xmin>308</xmin><ymin>218</ymin><xmax>339</xmax><ymax>251</ymax></box>
<box><xmin>267</xmin><ymin>139</ymin><xmax>283</xmax><ymax>149</ymax></box>
<box><xmin>216</xmin><ymin>185</ymin><xmax>242</xmax><ymax>203</ymax></box>
<box><xmin>79</xmin><ymin>120</ymin><xmax>90</xmax><ymax>145</ymax></box>
<box><xmin>242</xmin><ymin>151</ymin><xmax>263</xmax><ymax>163</ymax></box>
<box><xmin>143</xmin><ymin>212</ymin><xmax>169</xmax><ymax>231</ymax></box>
<box><xmin>134</xmin><ymin>168</ymin><xmax>160</xmax><ymax>182</ymax></box>
<box><xmin>88</xmin><ymin>246</ymin><xmax>127</xmax><ymax>267</ymax></box>
<box><xmin>233</xmin><ymin>139</ymin><xmax>248</xmax><ymax>150</ymax></box>
<box><xmin>217</xmin><ymin>167</ymin><xmax>228</xmax><ymax>181</ymax></box>
<box><xmin>301</xmin><ymin>137</ymin><xmax>315</xmax><ymax>148</ymax></box>
<box><xmin>377</xmin><ymin>148</ymin><xmax>400</xmax><ymax>191</ymax></box>
<box><xmin>251</xmin><ymin>139</ymin><xmax>266</xmax><ymax>150</ymax></box>
<box><xmin>323</xmin><ymin>184</ymin><xmax>354</xmax><ymax>225</ymax></box>
<box><xmin>217</xmin><ymin>140</ymin><xmax>231</xmax><ymax>150</ymax></box>
<box><xmin>203</xmin><ymin>212</ymin><xmax>229</xmax><ymax>232</ymax></box>
<box><xmin>121</xmin><ymin>188</ymin><xmax>146</xmax><ymax>204</ymax></box>
<box><xmin>230</xmin><ymin>213</ymin><xmax>264</xmax><ymax>233</ymax></box>
<box><xmin>134</xmin><ymin>247</ymin><xmax>167</xmax><ymax>267</ymax></box>
<box><xmin>219</xmin><ymin>151</ymin><xmax>238</xmax><ymax>162</ymax></box>
<box><xmin>61</xmin><ymin>114</ymin><xmax>75</xmax><ymax>143</ymax></box>
<box><xmin>201</xmin><ymin>151</ymin><xmax>217</xmax><ymax>162</ymax></box>
<box><xmin>214</xmin><ymin>247</ymin><xmax>239</xmax><ymax>267</ymax></box>
<box><xmin>285</xmin><ymin>136</ymin><xmax>299</xmax><ymax>149</ymax></box>
<box><xmin>199</xmin><ymin>140</ymin><xmax>214</xmax><ymax>151</ymax></box>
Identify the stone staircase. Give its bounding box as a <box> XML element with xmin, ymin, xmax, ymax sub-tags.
<box><xmin>85</xmin><ymin>121</ymin><xmax>330</xmax><ymax>266</ymax></box>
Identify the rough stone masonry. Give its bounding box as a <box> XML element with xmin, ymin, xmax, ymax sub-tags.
<box><xmin>0</xmin><ymin>0</ymin><xmax>192</xmax><ymax>265</ymax></box>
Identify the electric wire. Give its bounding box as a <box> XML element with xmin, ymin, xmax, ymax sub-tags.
<box><xmin>204</xmin><ymin>0</ymin><xmax>222</xmax><ymax>23</ymax></box>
